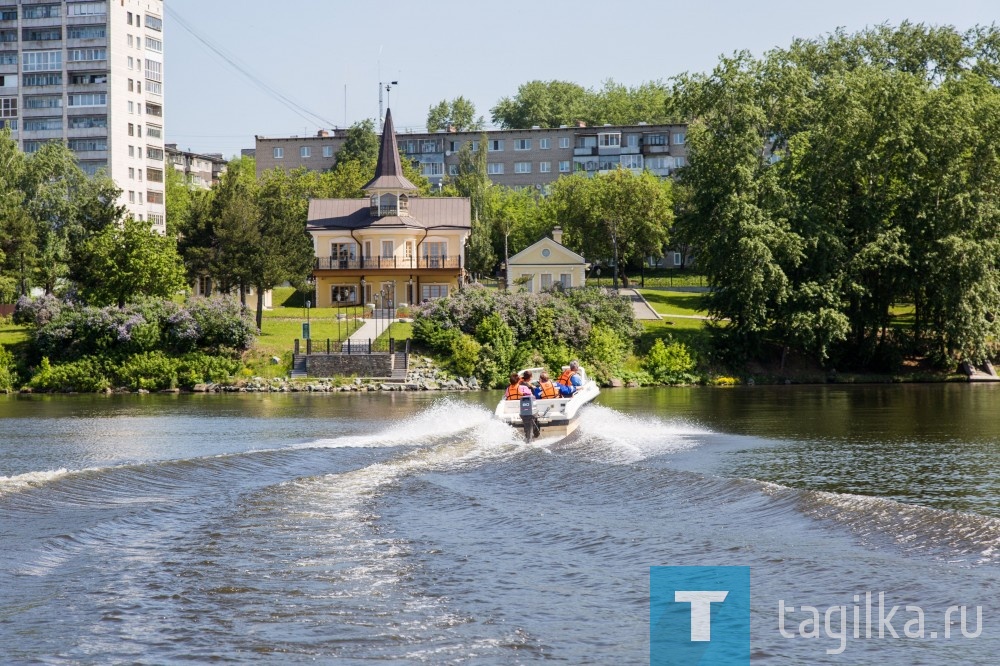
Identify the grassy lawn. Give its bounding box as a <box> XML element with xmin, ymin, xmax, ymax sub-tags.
<box><xmin>0</xmin><ymin>322</ymin><xmax>29</xmax><ymax>348</ymax></box>
<box><xmin>382</xmin><ymin>322</ymin><xmax>413</xmax><ymax>341</ymax></box>
<box><xmin>638</xmin><ymin>289</ymin><xmax>708</xmax><ymax>317</ymax></box>
<box><xmin>637</xmin><ymin>319</ymin><xmax>712</xmax><ymax>356</ymax></box>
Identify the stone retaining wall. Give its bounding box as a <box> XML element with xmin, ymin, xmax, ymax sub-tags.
<box><xmin>305</xmin><ymin>354</ymin><xmax>393</xmax><ymax>378</ymax></box>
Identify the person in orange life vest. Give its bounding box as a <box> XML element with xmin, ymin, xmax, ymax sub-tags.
<box><xmin>533</xmin><ymin>371</ymin><xmax>560</xmax><ymax>399</ymax></box>
<box><xmin>557</xmin><ymin>360</ymin><xmax>583</xmax><ymax>396</ymax></box>
<box><xmin>505</xmin><ymin>371</ymin><xmax>531</xmax><ymax>401</ymax></box>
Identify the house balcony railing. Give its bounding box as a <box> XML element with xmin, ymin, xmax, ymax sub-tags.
<box><xmin>315</xmin><ymin>256</ymin><xmax>461</xmax><ymax>270</ymax></box>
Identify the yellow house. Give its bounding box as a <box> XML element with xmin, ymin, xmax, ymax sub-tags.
<box><xmin>507</xmin><ymin>227</ymin><xmax>589</xmax><ymax>292</ymax></box>
<box><xmin>307</xmin><ymin>109</ymin><xmax>471</xmax><ymax>308</ymax></box>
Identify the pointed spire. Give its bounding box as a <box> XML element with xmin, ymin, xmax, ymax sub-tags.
<box><xmin>364</xmin><ymin>108</ymin><xmax>418</xmax><ymax>192</ymax></box>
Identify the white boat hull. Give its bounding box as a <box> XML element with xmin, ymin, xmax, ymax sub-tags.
<box><xmin>494</xmin><ymin>369</ymin><xmax>600</xmax><ymax>440</ymax></box>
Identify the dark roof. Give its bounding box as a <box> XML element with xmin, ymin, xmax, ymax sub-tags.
<box><xmin>307</xmin><ymin>198</ymin><xmax>472</xmax><ymax>231</ymax></box>
<box><xmin>363</xmin><ymin>108</ymin><xmax>419</xmax><ymax>192</ymax></box>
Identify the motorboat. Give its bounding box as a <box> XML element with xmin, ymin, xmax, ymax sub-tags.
<box><xmin>494</xmin><ymin>366</ymin><xmax>600</xmax><ymax>441</ymax></box>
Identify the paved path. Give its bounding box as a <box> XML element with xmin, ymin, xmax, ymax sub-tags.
<box><xmin>341</xmin><ymin>313</ymin><xmax>393</xmax><ymax>350</ymax></box>
<box><xmin>617</xmin><ymin>289</ymin><xmax>661</xmax><ymax>321</ymax></box>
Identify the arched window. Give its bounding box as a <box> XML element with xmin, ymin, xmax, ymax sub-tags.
<box><xmin>369</xmin><ymin>193</ymin><xmax>380</xmax><ymax>216</ymax></box>
<box><xmin>398</xmin><ymin>193</ymin><xmax>409</xmax><ymax>215</ymax></box>
<box><xmin>380</xmin><ymin>193</ymin><xmax>398</xmax><ymax>216</ymax></box>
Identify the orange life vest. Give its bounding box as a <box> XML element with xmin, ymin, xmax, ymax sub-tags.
<box><xmin>557</xmin><ymin>369</ymin><xmax>577</xmax><ymax>387</ymax></box>
<box><xmin>537</xmin><ymin>380</ymin><xmax>559</xmax><ymax>399</ymax></box>
<box><xmin>505</xmin><ymin>384</ymin><xmax>523</xmax><ymax>401</ymax></box>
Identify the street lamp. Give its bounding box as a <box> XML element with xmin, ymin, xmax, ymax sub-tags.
<box><xmin>335</xmin><ymin>290</ymin><xmax>342</xmax><ymax>345</ymax></box>
<box><xmin>596</xmin><ymin>266</ymin><xmax>601</xmax><ymax>288</ymax></box>
<box><xmin>304</xmin><ymin>299</ymin><xmax>311</xmax><ymax>341</ymax></box>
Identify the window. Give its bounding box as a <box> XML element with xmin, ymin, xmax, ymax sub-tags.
<box><xmin>421</xmin><ymin>162</ymin><xmax>443</xmax><ymax>176</ymax></box>
<box><xmin>128</xmin><ymin>79</ymin><xmax>134</xmax><ymax>92</ymax></box>
<box><xmin>0</xmin><ymin>52</ymin><xmax>16</xmax><ymax>65</ymax></box>
<box><xmin>128</xmin><ymin>167</ymin><xmax>135</xmax><ymax>179</ymax></box>
<box><xmin>0</xmin><ymin>97</ymin><xmax>17</xmax><ymax>117</ymax></box>
<box><xmin>0</xmin><ymin>74</ymin><xmax>11</xmax><ymax>87</ymax></box>
<box><xmin>300</xmin><ymin>146</ymin><xmax>310</xmax><ymax>158</ymax></box>
<box><xmin>80</xmin><ymin>161</ymin><xmax>106</xmax><ymax>176</ymax></box>
<box><xmin>514</xmin><ymin>162</ymin><xmax>531</xmax><ymax>174</ymax></box>
<box><xmin>68</xmin><ymin>2</ymin><xmax>107</xmax><ymax>16</ymax></box>
<box><xmin>421</xmin><ymin>285</ymin><xmax>448</xmax><ymax>300</ymax></box>
<box><xmin>0</xmin><ymin>8</ymin><xmax>16</xmax><ymax>20</ymax></box>
<box><xmin>422</xmin><ymin>241</ymin><xmax>447</xmax><ymax>266</ymax></box>
<box><xmin>127</xmin><ymin>11</ymin><xmax>133</xmax><ymax>25</ymax></box>
<box><xmin>673</xmin><ymin>132</ymin><xmax>686</xmax><ymax>145</ymax></box>
<box><xmin>146</xmin><ymin>37</ymin><xmax>163</xmax><ymax>53</ymax></box>
<box><xmin>145</xmin><ymin>14</ymin><xmax>162</xmax><ymax>31</ymax></box>
<box><xmin>69</xmin><ymin>138</ymin><xmax>107</xmax><ymax>152</ymax></box>
<box><xmin>646</xmin><ymin>134</ymin><xmax>666</xmax><ymax>145</ymax></box>
<box><xmin>128</xmin><ymin>123</ymin><xmax>134</xmax><ymax>136</ymax></box>
<box><xmin>149</xmin><ymin>213</ymin><xmax>164</xmax><ymax>228</ymax></box>
<box><xmin>23</xmin><ymin>5</ymin><xmax>60</xmax><ymax>19</ymax></box>
<box><xmin>487</xmin><ymin>162</ymin><xmax>504</xmax><ymax>175</ymax></box>
<box><xmin>646</xmin><ymin>156</ymin><xmax>671</xmax><ymax>170</ymax></box>
<box><xmin>273</xmin><ymin>147</ymin><xmax>283</xmax><ymax>159</ymax></box>
<box><xmin>68</xmin><ymin>93</ymin><xmax>107</xmax><ymax>107</ymax></box>
<box><xmin>145</xmin><ymin>59</ymin><xmax>162</xmax><ymax>82</ymax></box>
<box><xmin>470</xmin><ymin>140</ymin><xmax>480</xmax><ymax>151</ymax></box>
<box><xmin>381</xmin><ymin>241</ymin><xmax>393</xmax><ymax>258</ymax></box>
<box><xmin>559</xmin><ymin>137</ymin><xmax>570</xmax><ymax>148</ymax></box>
<box><xmin>21</xmin><ymin>29</ymin><xmax>62</xmax><ymax>44</ymax></box>
<box><xmin>146</xmin><ymin>146</ymin><xmax>164</xmax><ymax>161</ymax></box>
<box><xmin>146</xmin><ymin>190</ymin><xmax>164</xmax><ymax>204</ymax></box>
<box><xmin>515</xmin><ymin>139</ymin><xmax>531</xmax><ymax>151</ymax></box>
<box><xmin>23</xmin><ymin>117</ymin><xmax>61</xmax><ymax>131</ymax></box>
<box><xmin>128</xmin><ymin>146</ymin><xmax>134</xmax><ymax>158</ymax></box>
<box><xmin>558</xmin><ymin>160</ymin><xmax>571</xmax><ymax>173</ymax></box>
<box><xmin>674</xmin><ymin>156</ymin><xmax>686</xmax><ymax>167</ymax></box>
<box><xmin>128</xmin><ymin>191</ymin><xmax>135</xmax><ymax>203</ymax></box>
<box><xmin>448</xmin><ymin>164</ymin><xmax>459</xmax><ymax>176</ymax></box>
<box><xmin>539</xmin><ymin>138</ymin><xmax>551</xmax><ymax>149</ymax></box>
<box><xmin>560</xmin><ymin>273</ymin><xmax>572</xmax><ymax>288</ymax></box>
<box><xmin>127</xmin><ymin>34</ymin><xmax>133</xmax><ymax>47</ymax></box>
<box><xmin>69</xmin><ymin>73</ymin><xmax>107</xmax><ymax>84</ymax></box>
<box><xmin>146</xmin><ymin>103</ymin><xmax>162</xmax><ymax>117</ymax></box>
<box><xmin>626</xmin><ymin>134</ymin><xmax>639</xmax><ymax>148</ymax></box>
<box><xmin>539</xmin><ymin>161</ymin><xmax>551</xmax><ymax>173</ymax></box>
<box><xmin>22</xmin><ymin>73</ymin><xmax>62</xmax><ymax>86</ymax></box>
<box><xmin>69</xmin><ymin>116</ymin><xmax>107</xmax><ymax>129</ymax></box>
<box><xmin>128</xmin><ymin>101</ymin><xmax>134</xmax><ymax>113</ymax></box>
<box><xmin>331</xmin><ymin>242</ymin><xmax>357</xmax><ymax>265</ymax></box>
<box><xmin>67</xmin><ymin>26</ymin><xmax>107</xmax><ymax>39</ymax></box>
<box><xmin>420</xmin><ymin>139</ymin><xmax>438</xmax><ymax>153</ymax></box>
<box><xmin>146</xmin><ymin>124</ymin><xmax>162</xmax><ymax>139</ymax></box>
<box><xmin>621</xmin><ymin>154</ymin><xmax>643</xmax><ymax>169</ymax></box>
<box><xmin>68</xmin><ymin>48</ymin><xmax>107</xmax><ymax>62</ymax></box>
<box><xmin>322</xmin><ymin>145</ymin><xmax>333</xmax><ymax>158</ymax></box>
<box><xmin>137</xmin><ymin>125</ymin><xmax>142</xmax><ymax>138</ymax></box>
<box><xmin>598</xmin><ymin>132</ymin><xmax>621</xmax><ymax>147</ymax></box>
<box><xmin>331</xmin><ymin>285</ymin><xmax>357</xmax><ymax>304</ymax></box>
<box><xmin>488</xmin><ymin>139</ymin><xmax>503</xmax><ymax>152</ymax></box>
<box><xmin>24</xmin><ymin>95</ymin><xmax>60</xmax><ymax>109</ymax></box>
<box><xmin>541</xmin><ymin>274</ymin><xmax>552</xmax><ymax>290</ymax></box>
<box><xmin>22</xmin><ymin>50</ymin><xmax>61</xmax><ymax>72</ymax></box>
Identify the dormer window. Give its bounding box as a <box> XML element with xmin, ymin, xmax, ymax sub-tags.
<box><xmin>398</xmin><ymin>194</ymin><xmax>409</xmax><ymax>215</ymax></box>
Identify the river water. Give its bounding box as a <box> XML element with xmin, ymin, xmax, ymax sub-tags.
<box><xmin>1</xmin><ymin>385</ymin><xmax>997</xmax><ymax>664</ymax></box>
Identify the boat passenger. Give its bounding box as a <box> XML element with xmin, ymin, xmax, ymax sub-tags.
<box><xmin>557</xmin><ymin>360</ymin><xmax>583</xmax><ymax>396</ymax></box>
<box><xmin>505</xmin><ymin>372</ymin><xmax>531</xmax><ymax>400</ymax></box>
<box><xmin>534</xmin><ymin>372</ymin><xmax>560</xmax><ymax>399</ymax></box>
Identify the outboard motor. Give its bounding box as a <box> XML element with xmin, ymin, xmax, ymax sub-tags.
<box><xmin>519</xmin><ymin>395</ymin><xmax>540</xmax><ymax>442</ymax></box>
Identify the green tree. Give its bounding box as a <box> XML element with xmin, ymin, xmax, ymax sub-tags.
<box><xmin>490</xmin><ymin>80</ymin><xmax>588</xmax><ymax>129</ymax></box>
<box><xmin>450</xmin><ymin>137</ymin><xmax>495</xmax><ymax>275</ymax></box>
<box><xmin>427</xmin><ymin>96</ymin><xmax>484</xmax><ymax>132</ymax></box>
<box><xmin>74</xmin><ymin>217</ymin><xmax>187</xmax><ymax>307</ymax></box>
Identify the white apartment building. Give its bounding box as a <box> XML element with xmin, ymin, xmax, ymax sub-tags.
<box><xmin>0</xmin><ymin>0</ymin><xmax>166</xmax><ymax>231</ymax></box>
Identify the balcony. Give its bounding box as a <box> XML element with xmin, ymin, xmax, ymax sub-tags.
<box><xmin>574</xmin><ymin>146</ymin><xmax>597</xmax><ymax>156</ymax></box>
<box><xmin>315</xmin><ymin>256</ymin><xmax>461</xmax><ymax>271</ymax></box>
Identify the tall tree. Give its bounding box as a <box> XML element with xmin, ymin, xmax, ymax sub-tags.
<box><xmin>490</xmin><ymin>80</ymin><xmax>588</xmax><ymax>129</ymax></box>
<box><xmin>427</xmin><ymin>96</ymin><xmax>484</xmax><ymax>132</ymax></box>
<box><xmin>74</xmin><ymin>217</ymin><xmax>186</xmax><ymax>307</ymax></box>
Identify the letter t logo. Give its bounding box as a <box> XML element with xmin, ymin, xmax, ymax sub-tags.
<box><xmin>674</xmin><ymin>591</ymin><xmax>729</xmax><ymax>641</ymax></box>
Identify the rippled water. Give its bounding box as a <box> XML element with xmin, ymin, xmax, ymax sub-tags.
<box><xmin>1</xmin><ymin>386</ymin><xmax>998</xmax><ymax>664</ymax></box>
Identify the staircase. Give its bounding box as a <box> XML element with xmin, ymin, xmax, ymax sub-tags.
<box><xmin>290</xmin><ymin>354</ymin><xmax>308</xmax><ymax>379</ymax></box>
<box><xmin>389</xmin><ymin>351</ymin><xmax>409</xmax><ymax>382</ymax></box>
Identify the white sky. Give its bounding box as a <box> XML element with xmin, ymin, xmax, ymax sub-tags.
<box><xmin>164</xmin><ymin>0</ymin><xmax>997</xmax><ymax>157</ymax></box>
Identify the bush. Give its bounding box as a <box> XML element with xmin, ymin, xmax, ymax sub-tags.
<box><xmin>643</xmin><ymin>338</ymin><xmax>697</xmax><ymax>384</ymax></box>
<box><xmin>187</xmin><ymin>297</ymin><xmax>256</xmax><ymax>352</ymax></box>
<box><xmin>449</xmin><ymin>333</ymin><xmax>481</xmax><ymax>377</ymax></box>
<box><xmin>29</xmin><ymin>357</ymin><xmax>110</xmax><ymax>392</ymax></box>
<box><xmin>14</xmin><ymin>294</ymin><xmax>63</xmax><ymax>327</ymax></box>
<box><xmin>0</xmin><ymin>345</ymin><xmax>18</xmax><ymax>392</ymax></box>
<box><xmin>584</xmin><ymin>324</ymin><xmax>630</xmax><ymax>385</ymax></box>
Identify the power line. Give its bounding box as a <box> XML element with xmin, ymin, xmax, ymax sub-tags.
<box><xmin>164</xmin><ymin>5</ymin><xmax>337</xmax><ymax>130</ymax></box>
